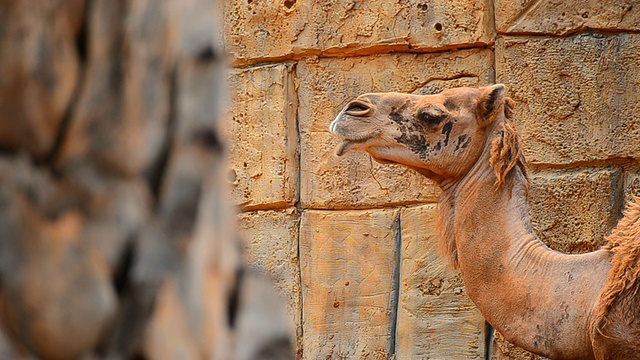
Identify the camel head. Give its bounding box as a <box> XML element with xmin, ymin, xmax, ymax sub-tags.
<box><xmin>329</xmin><ymin>84</ymin><xmax>510</xmax><ymax>185</ymax></box>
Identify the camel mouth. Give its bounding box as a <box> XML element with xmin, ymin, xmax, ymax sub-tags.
<box><xmin>330</xmin><ymin>122</ymin><xmax>377</xmax><ymax>157</ymax></box>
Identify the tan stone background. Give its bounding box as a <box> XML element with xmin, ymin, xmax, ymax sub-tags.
<box><xmin>225</xmin><ymin>0</ymin><xmax>640</xmax><ymax>359</ymax></box>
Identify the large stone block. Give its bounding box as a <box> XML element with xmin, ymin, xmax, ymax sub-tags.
<box><xmin>527</xmin><ymin>168</ymin><xmax>621</xmax><ymax>253</ymax></box>
<box><xmin>225</xmin><ymin>0</ymin><xmax>493</xmax><ymax>64</ymax></box>
<box><xmin>397</xmin><ymin>205</ymin><xmax>485</xmax><ymax>358</ymax></box>
<box><xmin>496</xmin><ymin>34</ymin><xmax>640</xmax><ymax>165</ymax></box>
<box><xmin>0</xmin><ymin>0</ymin><xmax>84</xmax><ymax>159</ymax></box>
<box><xmin>300</xmin><ymin>209</ymin><xmax>398</xmax><ymax>359</ymax></box>
<box><xmin>298</xmin><ymin>49</ymin><xmax>494</xmax><ymax>209</ymax></box>
<box><xmin>57</xmin><ymin>0</ymin><xmax>172</xmax><ymax>177</ymax></box>
<box><xmin>495</xmin><ymin>0</ymin><xmax>639</xmax><ymax>35</ymax></box>
<box><xmin>226</xmin><ymin>64</ymin><xmax>298</xmax><ymax>211</ymax></box>
<box><xmin>237</xmin><ymin>208</ymin><xmax>301</xmax><ymax>342</ymax></box>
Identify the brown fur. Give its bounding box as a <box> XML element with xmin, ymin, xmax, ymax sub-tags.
<box><xmin>591</xmin><ymin>197</ymin><xmax>640</xmax><ymax>353</ymax></box>
<box><xmin>489</xmin><ymin>98</ymin><xmax>530</xmax><ymax>193</ymax></box>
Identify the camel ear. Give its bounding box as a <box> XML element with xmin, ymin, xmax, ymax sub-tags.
<box><xmin>477</xmin><ymin>84</ymin><xmax>505</xmax><ymax>126</ymax></box>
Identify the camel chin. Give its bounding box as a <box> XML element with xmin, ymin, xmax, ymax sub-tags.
<box><xmin>334</xmin><ymin>139</ymin><xmax>363</xmax><ymax>156</ymax></box>
<box><xmin>371</xmin><ymin>157</ymin><xmax>399</xmax><ymax>165</ymax></box>
<box><xmin>334</xmin><ymin>140</ymin><xmax>403</xmax><ymax>166</ymax></box>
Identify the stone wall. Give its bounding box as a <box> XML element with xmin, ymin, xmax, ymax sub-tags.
<box><xmin>225</xmin><ymin>0</ymin><xmax>640</xmax><ymax>359</ymax></box>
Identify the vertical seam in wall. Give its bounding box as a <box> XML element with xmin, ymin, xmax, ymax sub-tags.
<box><xmin>388</xmin><ymin>210</ymin><xmax>402</xmax><ymax>358</ymax></box>
<box><xmin>290</xmin><ymin>60</ymin><xmax>304</xmax><ymax>359</ymax></box>
<box><xmin>491</xmin><ymin>47</ymin><xmax>497</xmax><ymax>85</ymax></box>
<box><xmin>296</xmin><ymin>211</ymin><xmax>304</xmax><ymax>359</ymax></box>
<box><xmin>488</xmin><ymin>0</ymin><xmax>497</xmax><ymax>85</ymax></box>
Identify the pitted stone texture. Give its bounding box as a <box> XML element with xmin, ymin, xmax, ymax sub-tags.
<box><xmin>300</xmin><ymin>209</ymin><xmax>398</xmax><ymax>359</ymax></box>
<box><xmin>226</xmin><ymin>64</ymin><xmax>298</xmax><ymax>211</ymax></box>
<box><xmin>225</xmin><ymin>0</ymin><xmax>493</xmax><ymax>64</ymax></box>
<box><xmin>492</xmin><ymin>331</ymin><xmax>548</xmax><ymax>360</ymax></box>
<box><xmin>528</xmin><ymin>168</ymin><xmax>621</xmax><ymax>253</ymax></box>
<box><xmin>496</xmin><ymin>34</ymin><xmax>640</xmax><ymax>165</ymax></box>
<box><xmin>397</xmin><ymin>205</ymin><xmax>485</xmax><ymax>359</ymax></box>
<box><xmin>0</xmin><ymin>0</ymin><xmax>84</xmax><ymax>159</ymax></box>
<box><xmin>237</xmin><ymin>208</ymin><xmax>301</xmax><ymax>344</ymax></box>
<box><xmin>298</xmin><ymin>49</ymin><xmax>493</xmax><ymax>209</ymax></box>
<box><xmin>495</xmin><ymin>0</ymin><xmax>639</xmax><ymax>35</ymax></box>
<box><xmin>624</xmin><ymin>170</ymin><xmax>640</xmax><ymax>204</ymax></box>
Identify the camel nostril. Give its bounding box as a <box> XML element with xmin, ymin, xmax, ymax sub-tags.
<box><xmin>347</xmin><ymin>103</ymin><xmax>368</xmax><ymax>112</ymax></box>
<box><xmin>345</xmin><ymin>101</ymin><xmax>371</xmax><ymax>116</ymax></box>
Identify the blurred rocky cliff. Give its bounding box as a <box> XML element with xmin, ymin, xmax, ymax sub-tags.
<box><xmin>0</xmin><ymin>1</ymin><xmax>293</xmax><ymax>359</ymax></box>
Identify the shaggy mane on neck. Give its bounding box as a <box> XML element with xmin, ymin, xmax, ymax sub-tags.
<box><xmin>592</xmin><ymin>196</ymin><xmax>640</xmax><ymax>336</ymax></box>
<box><xmin>489</xmin><ymin>98</ymin><xmax>530</xmax><ymax>193</ymax></box>
<box><xmin>436</xmin><ymin>98</ymin><xmax>530</xmax><ymax>269</ymax></box>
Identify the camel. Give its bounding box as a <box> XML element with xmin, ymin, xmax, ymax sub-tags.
<box><xmin>328</xmin><ymin>84</ymin><xmax>640</xmax><ymax>360</ymax></box>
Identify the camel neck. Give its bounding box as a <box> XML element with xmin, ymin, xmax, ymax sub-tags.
<box><xmin>438</xmin><ymin>120</ymin><xmax>611</xmax><ymax>359</ymax></box>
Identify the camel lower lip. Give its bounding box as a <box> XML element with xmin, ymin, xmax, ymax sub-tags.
<box><xmin>335</xmin><ymin>139</ymin><xmax>365</xmax><ymax>156</ymax></box>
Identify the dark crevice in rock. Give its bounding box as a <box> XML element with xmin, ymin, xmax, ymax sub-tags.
<box><xmin>43</xmin><ymin>0</ymin><xmax>91</xmax><ymax>171</ymax></box>
<box><xmin>101</xmin><ymin>285</ymin><xmax>159</xmax><ymax>358</ymax></box>
<box><xmin>0</xmin><ymin>147</ymin><xmax>19</xmax><ymax>158</ymax></box>
<box><xmin>227</xmin><ymin>266</ymin><xmax>245</xmax><ymax>329</ymax></box>
<box><xmin>192</xmin><ymin>127</ymin><xmax>224</xmax><ymax>154</ymax></box>
<box><xmin>148</xmin><ymin>67</ymin><xmax>178</xmax><ymax>205</ymax></box>
<box><xmin>75</xmin><ymin>0</ymin><xmax>89</xmax><ymax>65</ymax></box>
<box><xmin>196</xmin><ymin>45</ymin><xmax>218</xmax><ymax>63</ymax></box>
<box><xmin>112</xmin><ymin>237</ymin><xmax>136</xmax><ymax>297</ymax></box>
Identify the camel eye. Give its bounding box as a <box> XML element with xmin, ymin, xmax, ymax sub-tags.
<box><xmin>418</xmin><ymin>108</ymin><xmax>446</xmax><ymax>126</ymax></box>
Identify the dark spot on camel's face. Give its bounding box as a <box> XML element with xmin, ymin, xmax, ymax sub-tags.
<box><xmin>387</xmin><ymin>101</ymin><xmax>458</xmax><ymax>161</ymax></box>
<box><xmin>388</xmin><ymin>101</ymin><xmax>411</xmax><ymax>125</ymax></box>
<box><xmin>455</xmin><ymin>134</ymin><xmax>472</xmax><ymax>151</ymax></box>
<box><xmin>442</xmin><ymin>121</ymin><xmax>453</xmax><ymax>146</ymax></box>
